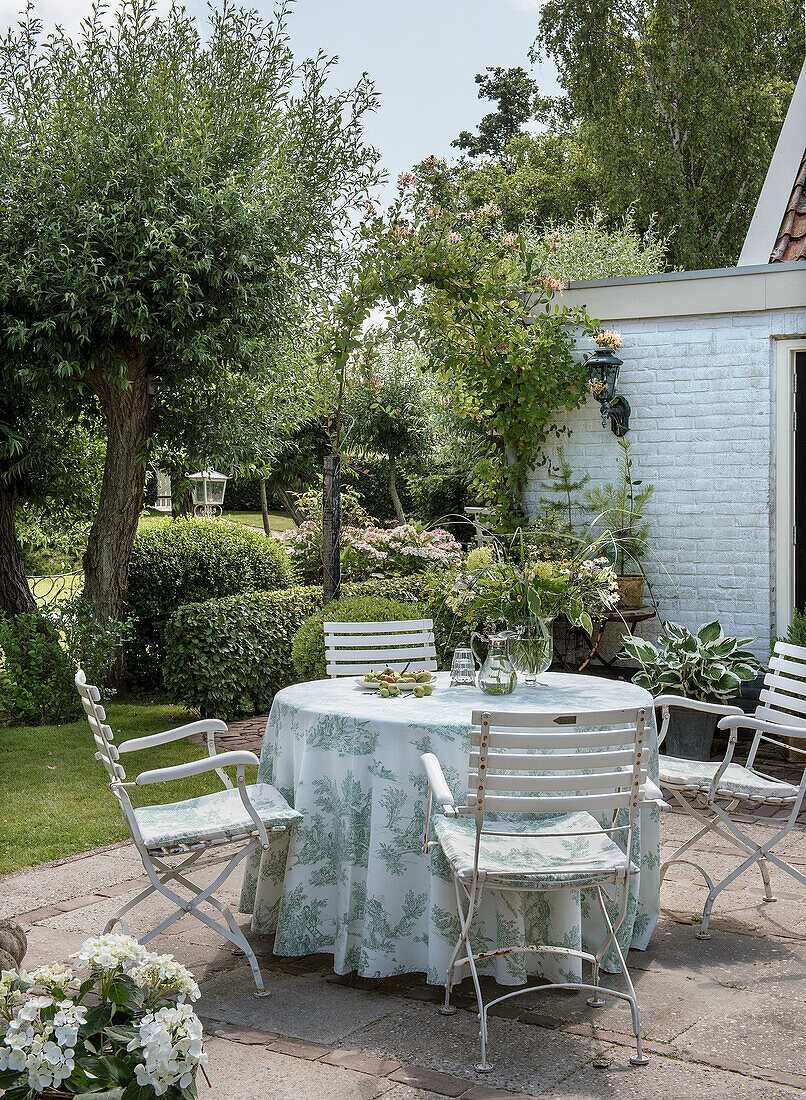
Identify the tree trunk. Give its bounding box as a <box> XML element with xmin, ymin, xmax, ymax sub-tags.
<box><xmin>171</xmin><ymin>474</ymin><xmax>193</xmax><ymax>518</ymax></box>
<box><xmin>388</xmin><ymin>457</ymin><xmax>406</xmax><ymax>524</ymax></box>
<box><xmin>260</xmin><ymin>479</ymin><xmax>272</xmax><ymax>537</ymax></box>
<box><xmin>82</xmin><ymin>349</ymin><xmax>152</xmax><ymax>634</ymax></box>
<box><xmin>322</xmin><ymin>455</ymin><xmax>341</xmax><ymax>604</ymax></box>
<box><xmin>275</xmin><ymin>484</ymin><xmax>304</xmax><ymax>525</ymax></box>
<box><xmin>0</xmin><ymin>481</ymin><xmax>37</xmax><ymax>617</ymax></box>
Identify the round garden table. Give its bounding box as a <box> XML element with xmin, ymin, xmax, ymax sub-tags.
<box><xmin>239</xmin><ymin>672</ymin><xmax>660</xmax><ymax>986</ymax></box>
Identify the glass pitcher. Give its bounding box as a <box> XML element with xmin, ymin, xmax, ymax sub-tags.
<box><xmin>471</xmin><ymin>631</ymin><xmax>517</xmax><ymax>696</ymax></box>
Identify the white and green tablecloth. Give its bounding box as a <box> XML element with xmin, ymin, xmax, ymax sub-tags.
<box><xmin>239</xmin><ymin>672</ymin><xmax>660</xmax><ymax>985</ymax></box>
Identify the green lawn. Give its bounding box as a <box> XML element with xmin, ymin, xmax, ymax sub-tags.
<box><xmin>0</xmin><ymin>702</ymin><xmax>257</xmax><ymax>875</ymax></box>
<box><xmin>137</xmin><ymin>509</ymin><xmax>295</xmax><ymax>533</ymax></box>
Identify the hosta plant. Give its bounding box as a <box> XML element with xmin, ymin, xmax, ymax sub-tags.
<box><xmin>0</xmin><ymin>934</ymin><xmax>206</xmax><ymax>1098</ymax></box>
<box><xmin>622</xmin><ymin>621</ymin><xmax>761</xmax><ymax>702</ymax></box>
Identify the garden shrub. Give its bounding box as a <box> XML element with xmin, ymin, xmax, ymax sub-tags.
<box><xmin>292</xmin><ymin>594</ymin><xmax>426</xmax><ymax>681</ymax></box>
<box><xmin>127</xmin><ymin>518</ymin><xmax>293</xmax><ymax>686</ymax></box>
<box><xmin>0</xmin><ymin>598</ymin><xmax>126</xmax><ymax>725</ymax></box>
<box><xmin>163</xmin><ymin>576</ymin><xmax>436</xmax><ymax>718</ymax></box>
<box><xmin>0</xmin><ymin>613</ymin><xmax>78</xmax><ymax>724</ymax></box>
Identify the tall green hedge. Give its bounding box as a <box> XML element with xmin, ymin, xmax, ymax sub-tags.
<box><xmin>163</xmin><ymin>577</ymin><xmax>440</xmax><ymax>718</ymax></box>
<box><xmin>127</xmin><ymin>518</ymin><xmax>293</xmax><ymax>686</ymax></box>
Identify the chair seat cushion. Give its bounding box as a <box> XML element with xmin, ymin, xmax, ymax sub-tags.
<box><xmin>659</xmin><ymin>757</ymin><xmax>799</xmax><ymax>802</ymax></box>
<box><xmin>135</xmin><ymin>783</ymin><xmax>302</xmax><ymax>852</ymax></box>
<box><xmin>434</xmin><ymin>813</ymin><xmax>637</xmax><ymax>890</ymax></box>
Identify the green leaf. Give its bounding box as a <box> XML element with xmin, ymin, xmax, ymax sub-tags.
<box><xmin>697</xmin><ymin>621</ymin><xmax>722</xmax><ymax>645</ymax></box>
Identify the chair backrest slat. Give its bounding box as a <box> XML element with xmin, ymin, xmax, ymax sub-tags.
<box><xmin>463</xmin><ymin>705</ymin><xmax>647</xmax><ymax>822</ymax></box>
<box><xmin>468</xmin><ymin>748</ymin><xmax>636</xmax><ymax>771</ymax></box>
<box><xmin>757</xmin><ymin>643</ymin><xmax>806</xmax><ymax>726</ymax></box>
<box><xmin>470</xmin><ymin>768</ymin><xmax>647</xmax><ymax>793</ymax></box>
<box><xmin>324</xmin><ymin>618</ymin><xmax>437</xmax><ymax>679</ymax></box>
<box><xmin>758</xmin><ymin>688</ymin><xmax>806</xmax><ymax>718</ymax></box>
<box><xmin>475</xmin><ymin>791</ymin><xmax>634</xmax><ymax>814</ymax></box>
<box><xmin>469</xmin><ymin>727</ymin><xmax>637</xmax><ymax>751</ymax></box>
<box><xmin>75</xmin><ymin>670</ymin><xmax>126</xmax><ymax>782</ymax></box>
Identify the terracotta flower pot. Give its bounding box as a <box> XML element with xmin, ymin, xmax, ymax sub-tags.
<box><xmin>617</xmin><ymin>574</ymin><xmax>646</xmax><ymax>610</ymax></box>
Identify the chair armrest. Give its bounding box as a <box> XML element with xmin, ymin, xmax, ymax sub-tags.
<box><xmin>654</xmin><ymin>695</ymin><xmax>743</xmax><ymax>715</ymax></box>
<box><xmin>717</xmin><ymin>714</ymin><xmax>803</xmax><ymax>736</ymax></box>
<box><xmin>421</xmin><ymin>753</ymin><xmax>455</xmax><ymax>810</ymax></box>
<box><xmin>654</xmin><ymin>696</ymin><xmax>742</xmax><ymax>748</ymax></box>
<box><xmin>421</xmin><ymin>753</ymin><xmax>456</xmax><ymax>854</ymax></box>
<box><xmin>639</xmin><ymin>779</ymin><xmax>669</xmax><ymax>809</ymax></box>
<box><xmin>118</xmin><ymin>719</ymin><xmax>228</xmax><ymax>754</ymax></box>
<box><xmin>135</xmin><ymin>750</ymin><xmax>259</xmax><ymax>786</ymax></box>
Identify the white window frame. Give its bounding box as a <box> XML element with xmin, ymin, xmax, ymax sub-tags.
<box><xmin>775</xmin><ymin>338</ymin><xmax>806</xmax><ymax>635</ymax></box>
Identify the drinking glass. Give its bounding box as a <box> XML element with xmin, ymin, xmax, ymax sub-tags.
<box><xmin>450</xmin><ymin>647</ymin><xmax>477</xmax><ymax>686</ymax></box>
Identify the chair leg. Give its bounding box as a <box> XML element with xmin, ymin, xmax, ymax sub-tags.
<box><xmin>594</xmin><ymin>887</ymin><xmax>648</xmax><ymax>1066</ymax></box>
<box><xmin>121</xmin><ymin>841</ymin><xmax>269</xmax><ymax>996</ymax></box>
<box><xmin>758</xmin><ymin>856</ymin><xmax>776</xmax><ymax>902</ymax></box>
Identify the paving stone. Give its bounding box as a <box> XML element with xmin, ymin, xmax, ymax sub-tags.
<box><xmin>545</xmin><ymin>1050</ymin><xmax>806</xmax><ymax>1099</ymax></box>
<box><xmin>198</xmin><ymin>964</ymin><xmax>397</xmax><ymax>1044</ymax></box>
<box><xmin>202</xmin><ymin>1035</ymin><xmax>394</xmax><ymax>1099</ymax></box>
<box><xmin>387</xmin><ymin>1066</ymin><xmax>469</xmax><ymax>1097</ymax></box>
<box><xmin>322</xmin><ymin>1049</ymin><xmax>402</xmax><ymax>1076</ymax></box>
<box><xmin>338</xmin><ymin>1001</ymin><xmax>604</xmax><ymax>1096</ymax></box>
<box><xmin>269</xmin><ymin>1037</ymin><xmax>332</xmax><ymax>1060</ymax></box>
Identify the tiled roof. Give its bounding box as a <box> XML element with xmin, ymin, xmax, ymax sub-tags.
<box><xmin>771</xmin><ymin>148</ymin><xmax>806</xmax><ymax>261</ymax></box>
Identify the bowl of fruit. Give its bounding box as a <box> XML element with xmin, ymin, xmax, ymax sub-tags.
<box><xmin>358</xmin><ymin>668</ymin><xmax>436</xmax><ymax>698</ymax></box>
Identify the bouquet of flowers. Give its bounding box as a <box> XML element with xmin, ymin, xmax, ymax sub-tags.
<box><xmin>0</xmin><ymin>934</ymin><xmax>206</xmax><ymax>1099</ymax></box>
<box><xmin>446</xmin><ymin>534</ymin><xmax>620</xmax><ymax>636</ymax></box>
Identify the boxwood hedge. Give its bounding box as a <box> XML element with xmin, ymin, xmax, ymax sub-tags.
<box><xmin>163</xmin><ymin>577</ymin><xmax>440</xmax><ymax>718</ymax></box>
<box><xmin>127</xmin><ymin>518</ymin><xmax>293</xmax><ymax>686</ymax></box>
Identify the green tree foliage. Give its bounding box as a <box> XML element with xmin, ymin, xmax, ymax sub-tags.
<box><xmin>315</xmin><ymin>176</ymin><xmax>597</xmax><ymax>517</ymax></box>
<box><xmin>0</xmin><ymin>0</ymin><xmax>380</xmax><ymax>638</ymax></box>
<box><xmin>453</xmin><ymin>66</ymin><xmax>541</xmax><ymax>158</ymax></box>
<box><xmin>534</xmin><ymin>0</ymin><xmax>802</xmax><ymax>268</ymax></box>
<box><xmin>344</xmin><ymin>340</ymin><xmax>433</xmax><ymax>522</ymax></box>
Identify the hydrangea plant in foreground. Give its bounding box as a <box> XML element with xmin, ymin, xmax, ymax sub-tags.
<box><xmin>0</xmin><ymin>933</ymin><xmax>205</xmax><ymax>1098</ymax></box>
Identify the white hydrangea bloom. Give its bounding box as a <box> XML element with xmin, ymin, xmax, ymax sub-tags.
<box><xmin>26</xmin><ymin>963</ymin><xmax>75</xmax><ymax>993</ymax></box>
<box><xmin>73</xmin><ymin>933</ymin><xmax>151</xmax><ymax>973</ymax></box>
<box><xmin>130</xmin><ymin>954</ymin><xmax>201</xmax><ymax>1003</ymax></box>
<box><xmin>128</xmin><ymin>1002</ymin><xmax>207</xmax><ymax>1096</ymax></box>
<box><xmin>0</xmin><ymin>994</ymin><xmax>85</xmax><ymax>1091</ymax></box>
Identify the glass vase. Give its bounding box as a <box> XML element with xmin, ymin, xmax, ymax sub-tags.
<box><xmin>511</xmin><ymin>617</ymin><xmax>554</xmax><ymax>686</ymax></box>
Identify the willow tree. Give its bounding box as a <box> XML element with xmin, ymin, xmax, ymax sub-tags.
<box><xmin>0</xmin><ymin>0</ymin><xmax>379</xmax><ymax>628</ymax></box>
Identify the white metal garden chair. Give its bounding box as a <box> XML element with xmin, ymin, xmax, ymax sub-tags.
<box><xmin>421</xmin><ymin>703</ymin><xmax>653</xmax><ymax>1072</ymax></box>
<box><xmin>75</xmin><ymin>670</ymin><xmax>301</xmax><ymax>995</ymax></box>
<box><xmin>657</xmin><ymin>640</ymin><xmax>806</xmax><ymax>938</ymax></box>
<box><xmin>324</xmin><ymin>618</ymin><xmax>437</xmax><ymax>677</ymax></box>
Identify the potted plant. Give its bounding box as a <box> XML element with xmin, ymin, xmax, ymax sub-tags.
<box><xmin>0</xmin><ymin>933</ymin><xmax>207</xmax><ymax>1098</ymax></box>
<box><xmin>621</xmin><ymin>621</ymin><xmax>761</xmax><ymax>759</ymax></box>
<box><xmin>584</xmin><ymin>439</ymin><xmax>653</xmax><ymax>609</ymax></box>
<box><xmin>445</xmin><ymin>529</ymin><xmax>621</xmax><ymax>684</ymax></box>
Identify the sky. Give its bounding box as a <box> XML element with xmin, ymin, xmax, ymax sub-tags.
<box><xmin>0</xmin><ymin>0</ymin><xmax>559</xmax><ymax>198</ymax></box>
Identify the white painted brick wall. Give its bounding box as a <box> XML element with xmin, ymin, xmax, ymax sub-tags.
<box><xmin>523</xmin><ymin>307</ymin><xmax>806</xmax><ymax>660</ymax></box>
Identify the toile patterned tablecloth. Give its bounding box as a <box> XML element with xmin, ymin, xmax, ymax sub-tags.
<box><xmin>239</xmin><ymin>672</ymin><xmax>660</xmax><ymax>985</ymax></box>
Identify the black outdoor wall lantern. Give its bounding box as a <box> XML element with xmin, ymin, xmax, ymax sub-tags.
<box><xmin>587</xmin><ymin>347</ymin><xmax>630</xmax><ymax>437</ymax></box>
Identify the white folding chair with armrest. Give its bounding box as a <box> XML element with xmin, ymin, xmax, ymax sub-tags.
<box><xmin>656</xmin><ymin>640</ymin><xmax>806</xmax><ymax>937</ymax></box>
<box><xmin>422</xmin><ymin>704</ymin><xmax>656</xmax><ymax>1072</ymax></box>
<box><xmin>324</xmin><ymin>618</ymin><xmax>437</xmax><ymax>678</ymax></box>
<box><xmin>75</xmin><ymin>670</ymin><xmax>301</xmax><ymax>995</ymax></box>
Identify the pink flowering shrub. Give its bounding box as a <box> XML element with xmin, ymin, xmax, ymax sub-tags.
<box><xmin>280</xmin><ymin>522</ymin><xmax>462</xmax><ymax>583</ymax></box>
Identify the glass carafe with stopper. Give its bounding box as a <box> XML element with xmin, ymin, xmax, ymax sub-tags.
<box><xmin>471</xmin><ymin>631</ymin><xmax>517</xmax><ymax>696</ymax></box>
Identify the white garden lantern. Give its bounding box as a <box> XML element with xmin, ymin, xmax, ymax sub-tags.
<box><xmin>188</xmin><ymin>468</ymin><xmax>229</xmax><ymax>517</ymax></box>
